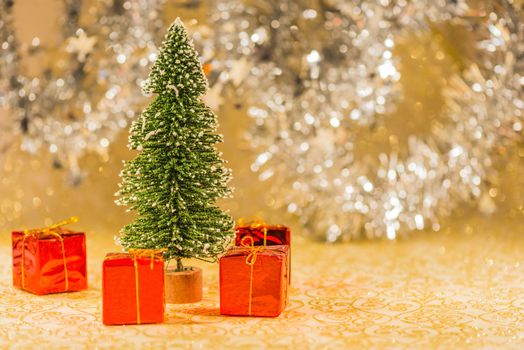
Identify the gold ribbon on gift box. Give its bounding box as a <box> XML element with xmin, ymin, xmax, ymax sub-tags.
<box><xmin>240</xmin><ymin>236</ymin><xmax>264</xmax><ymax>315</ymax></box>
<box><xmin>127</xmin><ymin>248</ymin><xmax>166</xmax><ymax>324</ymax></box>
<box><xmin>20</xmin><ymin>216</ymin><xmax>79</xmax><ymax>292</ymax></box>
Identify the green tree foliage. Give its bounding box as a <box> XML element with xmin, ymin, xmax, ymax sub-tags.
<box><xmin>116</xmin><ymin>18</ymin><xmax>233</xmax><ymax>270</ymax></box>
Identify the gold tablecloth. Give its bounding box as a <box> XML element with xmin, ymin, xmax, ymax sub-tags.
<box><xmin>1</xmin><ymin>217</ymin><xmax>524</xmax><ymax>349</ymax></box>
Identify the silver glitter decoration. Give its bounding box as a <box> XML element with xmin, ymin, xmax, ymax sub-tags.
<box><xmin>211</xmin><ymin>0</ymin><xmax>522</xmax><ymax>241</ymax></box>
<box><xmin>0</xmin><ymin>0</ymin><xmax>166</xmax><ymax>182</ymax></box>
<box><xmin>0</xmin><ymin>1</ymin><xmax>16</xmax><ymax>109</ymax></box>
<box><xmin>443</xmin><ymin>0</ymin><xmax>524</xmax><ymax>214</ymax></box>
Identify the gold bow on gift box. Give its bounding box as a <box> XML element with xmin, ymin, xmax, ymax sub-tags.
<box><xmin>19</xmin><ymin>216</ymin><xmax>80</xmax><ymax>291</ymax></box>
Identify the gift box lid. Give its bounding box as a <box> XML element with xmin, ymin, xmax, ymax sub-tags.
<box><xmin>221</xmin><ymin>244</ymin><xmax>289</xmax><ymax>259</ymax></box>
<box><xmin>12</xmin><ymin>229</ymin><xmax>84</xmax><ymax>241</ymax></box>
<box><xmin>103</xmin><ymin>251</ymin><xmax>165</xmax><ymax>266</ymax></box>
<box><xmin>235</xmin><ymin>224</ymin><xmax>290</xmax><ymax>234</ymax></box>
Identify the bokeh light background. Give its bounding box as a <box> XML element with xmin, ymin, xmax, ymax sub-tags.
<box><xmin>0</xmin><ymin>0</ymin><xmax>522</xmax><ymax>244</ymax></box>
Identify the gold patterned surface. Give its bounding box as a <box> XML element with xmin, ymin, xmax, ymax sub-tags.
<box><xmin>1</xmin><ymin>217</ymin><xmax>524</xmax><ymax>349</ymax></box>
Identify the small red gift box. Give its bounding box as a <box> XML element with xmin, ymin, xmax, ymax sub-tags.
<box><xmin>11</xmin><ymin>217</ymin><xmax>87</xmax><ymax>295</ymax></box>
<box><xmin>235</xmin><ymin>223</ymin><xmax>291</xmax><ymax>283</ymax></box>
<box><xmin>220</xmin><ymin>239</ymin><xmax>289</xmax><ymax>317</ymax></box>
<box><xmin>235</xmin><ymin>223</ymin><xmax>290</xmax><ymax>247</ymax></box>
<box><xmin>102</xmin><ymin>249</ymin><xmax>165</xmax><ymax>325</ymax></box>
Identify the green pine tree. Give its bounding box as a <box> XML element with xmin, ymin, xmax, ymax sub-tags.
<box><xmin>116</xmin><ymin>18</ymin><xmax>234</xmax><ymax>271</ymax></box>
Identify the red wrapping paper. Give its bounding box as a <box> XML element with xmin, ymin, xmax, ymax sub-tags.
<box><xmin>235</xmin><ymin>224</ymin><xmax>291</xmax><ymax>284</ymax></box>
<box><xmin>102</xmin><ymin>252</ymin><xmax>165</xmax><ymax>325</ymax></box>
<box><xmin>220</xmin><ymin>245</ymin><xmax>289</xmax><ymax>317</ymax></box>
<box><xmin>11</xmin><ymin>230</ymin><xmax>87</xmax><ymax>295</ymax></box>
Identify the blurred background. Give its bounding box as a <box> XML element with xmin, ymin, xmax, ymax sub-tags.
<box><xmin>0</xmin><ymin>0</ymin><xmax>523</xmax><ymax>244</ymax></box>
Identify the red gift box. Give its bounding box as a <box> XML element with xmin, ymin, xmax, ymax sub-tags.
<box><xmin>11</xmin><ymin>218</ymin><xmax>87</xmax><ymax>295</ymax></box>
<box><xmin>235</xmin><ymin>223</ymin><xmax>290</xmax><ymax>247</ymax></box>
<box><xmin>102</xmin><ymin>249</ymin><xmax>165</xmax><ymax>325</ymax></box>
<box><xmin>235</xmin><ymin>223</ymin><xmax>291</xmax><ymax>284</ymax></box>
<box><xmin>220</xmin><ymin>238</ymin><xmax>289</xmax><ymax>317</ymax></box>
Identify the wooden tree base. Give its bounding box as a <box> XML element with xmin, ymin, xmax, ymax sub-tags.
<box><xmin>165</xmin><ymin>266</ymin><xmax>203</xmax><ymax>304</ymax></box>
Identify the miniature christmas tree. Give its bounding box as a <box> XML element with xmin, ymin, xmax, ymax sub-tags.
<box><xmin>116</xmin><ymin>18</ymin><xmax>234</xmax><ymax>271</ymax></box>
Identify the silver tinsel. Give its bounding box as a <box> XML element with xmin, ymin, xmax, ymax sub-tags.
<box><xmin>211</xmin><ymin>0</ymin><xmax>522</xmax><ymax>241</ymax></box>
<box><xmin>446</xmin><ymin>1</ymin><xmax>524</xmax><ymax>148</ymax></box>
<box><xmin>443</xmin><ymin>0</ymin><xmax>524</xmax><ymax>213</ymax></box>
<box><xmin>0</xmin><ymin>0</ymin><xmax>166</xmax><ymax>182</ymax></box>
